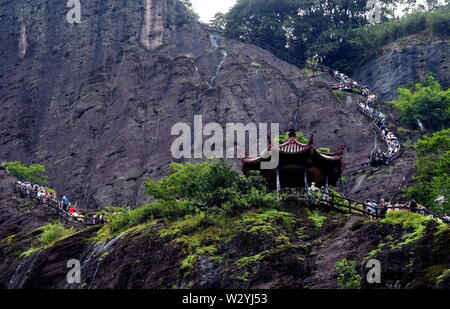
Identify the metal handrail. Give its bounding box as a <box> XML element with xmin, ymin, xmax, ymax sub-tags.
<box><xmin>13</xmin><ymin>184</ymin><xmax>103</xmax><ymax>226</ymax></box>
<box><xmin>280</xmin><ymin>189</ymin><xmax>449</xmax><ymax>224</ymax></box>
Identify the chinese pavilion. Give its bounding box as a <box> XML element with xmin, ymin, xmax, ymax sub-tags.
<box><xmin>242</xmin><ymin>129</ymin><xmax>344</xmax><ymax>192</ymax></box>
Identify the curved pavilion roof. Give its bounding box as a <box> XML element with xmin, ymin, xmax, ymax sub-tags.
<box><xmin>242</xmin><ymin>137</ymin><xmax>343</xmax><ymax>165</ymax></box>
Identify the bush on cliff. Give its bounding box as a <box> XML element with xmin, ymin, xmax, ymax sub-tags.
<box><xmin>22</xmin><ymin>223</ymin><xmax>75</xmax><ymax>257</ymax></box>
<box><xmin>277</xmin><ymin>131</ymin><xmax>308</xmax><ymax>144</ymax></box>
<box><xmin>99</xmin><ymin>160</ymin><xmax>278</xmax><ymax>240</ymax></box>
<box><xmin>405</xmin><ymin>129</ymin><xmax>450</xmax><ymax>215</ymax></box>
<box><xmin>5</xmin><ymin>161</ymin><xmax>48</xmax><ymax>184</ymax></box>
<box><xmin>144</xmin><ymin>159</ymin><xmax>278</xmax><ymax>216</ymax></box>
<box><xmin>392</xmin><ymin>75</ymin><xmax>450</xmax><ymax>132</ymax></box>
<box><xmin>381</xmin><ymin>210</ymin><xmax>434</xmax><ymax>249</ymax></box>
<box><xmin>100</xmin><ymin>200</ymin><xmax>192</xmax><ymax>238</ymax></box>
<box><xmin>336</xmin><ymin>259</ymin><xmax>362</xmax><ymax>289</ymax></box>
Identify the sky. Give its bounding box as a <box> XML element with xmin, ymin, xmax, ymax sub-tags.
<box><xmin>191</xmin><ymin>0</ymin><xmax>237</xmax><ymax>23</ymax></box>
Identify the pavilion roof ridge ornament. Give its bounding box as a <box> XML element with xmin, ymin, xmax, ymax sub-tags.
<box><xmin>279</xmin><ymin>136</ymin><xmax>307</xmax><ymax>147</ymax></box>
<box><xmin>332</xmin><ymin>144</ymin><xmax>347</xmax><ymax>156</ymax></box>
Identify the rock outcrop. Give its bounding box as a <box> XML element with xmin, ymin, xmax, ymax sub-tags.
<box><xmin>0</xmin><ymin>0</ymin><xmax>385</xmax><ymax>208</ymax></box>
<box><xmin>353</xmin><ymin>36</ymin><xmax>450</xmax><ymax>102</ymax></box>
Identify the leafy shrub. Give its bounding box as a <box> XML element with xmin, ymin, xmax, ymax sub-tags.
<box><xmin>23</xmin><ymin>223</ymin><xmax>75</xmax><ymax>257</ymax></box>
<box><xmin>98</xmin><ymin>160</ymin><xmax>280</xmax><ymax>241</ymax></box>
<box><xmin>277</xmin><ymin>131</ymin><xmax>308</xmax><ymax>144</ymax></box>
<box><xmin>103</xmin><ymin>201</ymin><xmax>192</xmax><ymax>236</ymax></box>
<box><xmin>240</xmin><ymin>209</ymin><xmax>295</xmax><ymax>234</ymax></box>
<box><xmin>380</xmin><ymin>211</ymin><xmax>433</xmax><ymax>248</ymax></box>
<box><xmin>317</xmin><ymin>147</ymin><xmax>331</xmax><ymax>153</ymax></box>
<box><xmin>145</xmin><ymin>159</ymin><xmax>277</xmax><ymax>216</ymax></box>
<box><xmin>160</xmin><ymin>212</ymin><xmax>211</xmax><ymax>238</ymax></box>
<box><xmin>220</xmin><ymin>185</ymin><xmax>278</xmax><ymax>216</ymax></box>
<box><xmin>5</xmin><ymin>161</ymin><xmax>48</xmax><ymax>184</ymax></box>
<box><xmin>38</xmin><ymin>223</ymin><xmax>75</xmax><ymax>246</ymax></box>
<box><xmin>306</xmin><ymin>209</ymin><xmax>326</xmax><ymax>229</ymax></box>
<box><xmin>336</xmin><ymin>259</ymin><xmax>362</xmax><ymax>289</ymax></box>
<box><xmin>144</xmin><ymin>161</ymin><xmax>210</xmax><ymax>202</ymax></box>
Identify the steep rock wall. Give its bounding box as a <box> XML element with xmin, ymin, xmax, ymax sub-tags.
<box><xmin>353</xmin><ymin>38</ymin><xmax>450</xmax><ymax>102</ymax></box>
<box><xmin>0</xmin><ymin>0</ymin><xmax>387</xmax><ymax>208</ymax></box>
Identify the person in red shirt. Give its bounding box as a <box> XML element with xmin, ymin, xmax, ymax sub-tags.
<box><xmin>44</xmin><ymin>193</ymin><xmax>52</xmax><ymax>204</ymax></box>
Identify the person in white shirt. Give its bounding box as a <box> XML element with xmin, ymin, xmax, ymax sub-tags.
<box><xmin>309</xmin><ymin>182</ymin><xmax>319</xmax><ymax>193</ymax></box>
<box><xmin>37</xmin><ymin>190</ymin><xmax>46</xmax><ymax>199</ymax></box>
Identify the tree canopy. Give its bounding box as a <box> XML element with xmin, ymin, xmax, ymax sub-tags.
<box><xmin>215</xmin><ymin>1</ymin><xmax>450</xmax><ymax>73</ymax></box>
<box><xmin>405</xmin><ymin>129</ymin><xmax>450</xmax><ymax>215</ymax></box>
<box><xmin>221</xmin><ymin>0</ymin><xmax>397</xmax><ymax>64</ymax></box>
<box><xmin>392</xmin><ymin>75</ymin><xmax>450</xmax><ymax>132</ymax></box>
<box><xmin>144</xmin><ymin>159</ymin><xmax>277</xmax><ymax>216</ymax></box>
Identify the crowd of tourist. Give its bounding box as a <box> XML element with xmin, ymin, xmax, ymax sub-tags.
<box><xmin>365</xmin><ymin>199</ymin><xmax>449</xmax><ymax>223</ymax></box>
<box><xmin>12</xmin><ymin>178</ymin><xmax>449</xmax><ymax>226</ymax></box>
<box><xmin>304</xmin><ymin>182</ymin><xmax>449</xmax><ymax>223</ymax></box>
<box><xmin>14</xmin><ymin>181</ymin><xmax>106</xmax><ymax>225</ymax></box>
<box><xmin>300</xmin><ymin>70</ymin><xmax>448</xmax><ymax>223</ymax></box>
<box><xmin>331</xmin><ymin>70</ymin><xmax>401</xmax><ymax>167</ymax></box>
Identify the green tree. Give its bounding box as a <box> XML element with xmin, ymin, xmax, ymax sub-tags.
<box><xmin>5</xmin><ymin>161</ymin><xmax>48</xmax><ymax>184</ymax></box>
<box><xmin>223</xmin><ymin>1</ymin><xmax>449</xmax><ymax>74</ymax></box>
<box><xmin>225</xmin><ymin>0</ymin><xmax>306</xmax><ymax>59</ymax></box>
<box><xmin>144</xmin><ymin>161</ymin><xmax>209</xmax><ymax>202</ymax></box>
<box><xmin>209</xmin><ymin>12</ymin><xmax>227</xmax><ymax>30</ymax></box>
<box><xmin>391</xmin><ymin>75</ymin><xmax>450</xmax><ymax>132</ymax></box>
<box><xmin>181</xmin><ymin>0</ymin><xmax>200</xmax><ymax>20</ymax></box>
<box><xmin>405</xmin><ymin>129</ymin><xmax>450</xmax><ymax>215</ymax></box>
<box><xmin>224</xmin><ymin>0</ymin><xmax>399</xmax><ymax>66</ymax></box>
<box><xmin>144</xmin><ymin>159</ymin><xmax>277</xmax><ymax>216</ymax></box>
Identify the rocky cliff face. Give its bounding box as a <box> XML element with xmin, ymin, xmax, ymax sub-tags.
<box><xmin>353</xmin><ymin>36</ymin><xmax>450</xmax><ymax>102</ymax></box>
<box><xmin>0</xmin><ymin>0</ymin><xmax>383</xmax><ymax>208</ymax></box>
<box><xmin>1</xmin><ymin>170</ymin><xmax>449</xmax><ymax>289</ymax></box>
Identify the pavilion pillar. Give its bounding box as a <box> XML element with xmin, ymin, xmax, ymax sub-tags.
<box><xmin>325</xmin><ymin>173</ymin><xmax>329</xmax><ymax>189</ymax></box>
<box><xmin>276</xmin><ymin>167</ymin><xmax>281</xmax><ymax>194</ymax></box>
<box><xmin>304</xmin><ymin>168</ymin><xmax>308</xmax><ymax>192</ymax></box>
